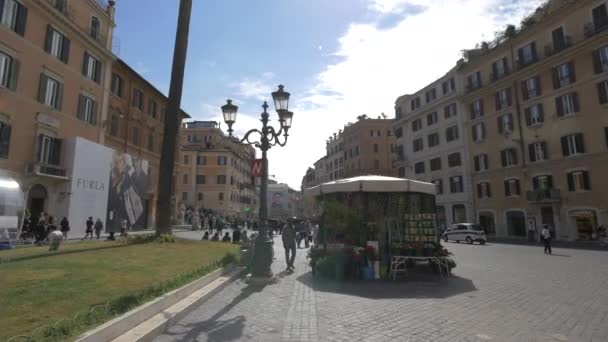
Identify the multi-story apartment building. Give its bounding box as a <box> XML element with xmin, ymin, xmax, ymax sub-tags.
<box><xmin>105</xmin><ymin>58</ymin><xmax>190</xmax><ymax>229</ymax></box>
<box><xmin>301</xmin><ymin>167</ymin><xmax>316</xmax><ymax>190</ymax></box>
<box><xmin>312</xmin><ymin>156</ymin><xmax>328</xmax><ymax>185</ymax></box>
<box><xmin>394</xmin><ymin>69</ymin><xmax>473</xmax><ymax>229</ymax></box>
<box><xmin>342</xmin><ymin>116</ymin><xmax>396</xmax><ymax>178</ymax></box>
<box><xmin>176</xmin><ymin>121</ymin><xmax>257</xmax><ymax>218</ymax></box>
<box><xmin>0</xmin><ymin>0</ymin><xmax>117</xmax><ymax>226</ymax></box>
<box><xmin>325</xmin><ymin>131</ymin><xmax>344</xmax><ymax>181</ymax></box>
<box><xmin>459</xmin><ymin>0</ymin><xmax>608</xmax><ymax>241</ymax></box>
<box><xmin>302</xmin><ymin>116</ymin><xmax>396</xmax><ymax>194</ymax></box>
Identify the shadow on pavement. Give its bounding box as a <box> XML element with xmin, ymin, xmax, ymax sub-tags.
<box><xmin>296</xmin><ymin>270</ymin><xmax>476</xmax><ymax>299</ymax></box>
<box><xmin>549</xmin><ymin>253</ymin><xmax>571</xmax><ymax>258</ymax></box>
<box><xmin>162</xmin><ymin>282</ymin><xmax>267</xmax><ymax>342</ymax></box>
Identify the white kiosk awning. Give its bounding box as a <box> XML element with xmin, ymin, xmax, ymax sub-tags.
<box><xmin>304</xmin><ymin>175</ymin><xmax>436</xmax><ymax>197</ymax></box>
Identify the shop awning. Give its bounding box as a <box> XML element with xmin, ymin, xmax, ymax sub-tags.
<box><xmin>304</xmin><ymin>175</ymin><xmax>436</xmax><ymax>197</ymax></box>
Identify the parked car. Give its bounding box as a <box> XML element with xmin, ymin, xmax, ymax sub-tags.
<box><xmin>441</xmin><ymin>223</ymin><xmax>487</xmax><ymax>245</ymax></box>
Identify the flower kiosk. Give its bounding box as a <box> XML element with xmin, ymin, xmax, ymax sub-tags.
<box><xmin>305</xmin><ymin>176</ymin><xmax>454</xmax><ymax>281</ymax></box>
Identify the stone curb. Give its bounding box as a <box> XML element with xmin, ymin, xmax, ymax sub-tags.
<box><xmin>76</xmin><ymin>264</ymin><xmax>245</xmax><ymax>342</ymax></box>
<box><xmin>111</xmin><ymin>267</ymin><xmax>246</xmax><ymax>342</ymax></box>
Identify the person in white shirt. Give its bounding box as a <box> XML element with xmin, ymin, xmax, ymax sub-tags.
<box><xmin>541</xmin><ymin>225</ymin><xmax>552</xmax><ymax>255</ymax></box>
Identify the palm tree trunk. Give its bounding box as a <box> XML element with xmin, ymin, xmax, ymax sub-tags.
<box><xmin>156</xmin><ymin>0</ymin><xmax>193</xmax><ymax>235</ymax></box>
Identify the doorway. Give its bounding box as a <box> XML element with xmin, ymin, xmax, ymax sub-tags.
<box><xmin>506</xmin><ymin>211</ymin><xmax>526</xmax><ymax>237</ymax></box>
<box><xmin>28</xmin><ymin>184</ymin><xmax>48</xmax><ymax>222</ymax></box>
<box><xmin>479</xmin><ymin>212</ymin><xmax>496</xmax><ymax>235</ymax></box>
<box><xmin>452</xmin><ymin>204</ymin><xmax>466</xmax><ymax>223</ymax></box>
<box><xmin>573</xmin><ymin>211</ymin><xmax>597</xmax><ymax>241</ymax></box>
<box><xmin>541</xmin><ymin>206</ymin><xmax>555</xmax><ymax>237</ymax></box>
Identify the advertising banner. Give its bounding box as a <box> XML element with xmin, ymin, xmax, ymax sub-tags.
<box><xmin>106</xmin><ymin>152</ymin><xmax>150</xmax><ymax>232</ymax></box>
<box><xmin>64</xmin><ymin>137</ymin><xmax>113</xmax><ymax>238</ymax></box>
<box><xmin>268</xmin><ymin>188</ymin><xmax>288</xmax><ymax>218</ymax></box>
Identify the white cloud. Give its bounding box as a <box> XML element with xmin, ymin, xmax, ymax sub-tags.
<box><xmin>231</xmin><ymin>72</ymin><xmax>276</xmax><ymax>101</ymax></box>
<box><xmin>273</xmin><ymin>0</ymin><xmax>544</xmax><ymax>189</ymax></box>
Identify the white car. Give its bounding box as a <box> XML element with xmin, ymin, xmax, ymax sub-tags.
<box><xmin>441</xmin><ymin>223</ymin><xmax>487</xmax><ymax>245</ymax></box>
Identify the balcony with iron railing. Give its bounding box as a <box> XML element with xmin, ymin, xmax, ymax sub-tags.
<box><xmin>490</xmin><ymin>67</ymin><xmax>511</xmax><ymax>83</ymax></box>
<box><xmin>27</xmin><ymin>162</ymin><xmax>69</xmax><ymax>179</ymax></box>
<box><xmin>544</xmin><ymin>36</ymin><xmax>572</xmax><ymax>57</ymax></box>
<box><xmin>465</xmin><ymin>81</ymin><xmax>482</xmax><ymax>94</ymax></box>
<box><xmin>526</xmin><ymin>188</ymin><xmax>561</xmax><ymax>203</ymax></box>
<box><xmin>584</xmin><ymin>16</ymin><xmax>608</xmax><ymax>38</ymax></box>
<box><xmin>516</xmin><ymin>55</ymin><xmax>539</xmax><ymax>70</ymax></box>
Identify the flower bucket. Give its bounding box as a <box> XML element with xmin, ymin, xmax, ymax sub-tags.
<box><xmin>361</xmin><ymin>266</ymin><xmax>374</xmax><ymax>280</ymax></box>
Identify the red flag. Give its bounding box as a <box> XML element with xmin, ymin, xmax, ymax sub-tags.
<box><xmin>251</xmin><ymin>159</ymin><xmax>263</xmax><ymax>177</ymax></box>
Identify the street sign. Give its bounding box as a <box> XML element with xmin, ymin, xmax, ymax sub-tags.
<box><xmin>251</xmin><ymin>159</ymin><xmax>263</xmax><ymax>177</ymax></box>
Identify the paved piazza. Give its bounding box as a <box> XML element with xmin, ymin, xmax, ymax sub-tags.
<box><xmin>156</xmin><ymin>232</ymin><xmax>608</xmax><ymax>341</ymax></box>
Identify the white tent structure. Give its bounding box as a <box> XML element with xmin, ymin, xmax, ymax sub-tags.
<box><xmin>0</xmin><ymin>172</ymin><xmax>25</xmax><ymax>249</ymax></box>
<box><xmin>305</xmin><ymin>175</ymin><xmax>436</xmax><ymax>197</ymax></box>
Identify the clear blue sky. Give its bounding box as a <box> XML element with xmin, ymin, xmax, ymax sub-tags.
<box><xmin>113</xmin><ymin>0</ymin><xmax>543</xmax><ymax>188</ymax></box>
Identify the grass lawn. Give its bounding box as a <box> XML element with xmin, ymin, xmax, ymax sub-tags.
<box><xmin>0</xmin><ymin>239</ymin><xmax>239</xmax><ymax>341</ymax></box>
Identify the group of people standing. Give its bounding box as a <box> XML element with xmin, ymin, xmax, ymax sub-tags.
<box><xmin>21</xmin><ymin>213</ymin><xmax>72</xmax><ymax>244</ymax></box>
<box><xmin>186</xmin><ymin>208</ymin><xmax>259</xmax><ymax>233</ymax></box>
<box><xmin>202</xmin><ymin>228</ymin><xmax>248</xmax><ymax>244</ymax></box>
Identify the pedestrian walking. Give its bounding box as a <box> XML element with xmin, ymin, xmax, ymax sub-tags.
<box><xmin>83</xmin><ymin>217</ymin><xmax>94</xmax><ymax>240</ymax></box>
<box><xmin>541</xmin><ymin>224</ymin><xmax>552</xmax><ymax>254</ymax></box>
<box><xmin>60</xmin><ymin>217</ymin><xmax>70</xmax><ymax>240</ymax></box>
<box><xmin>120</xmin><ymin>219</ymin><xmax>128</xmax><ymax>236</ymax></box>
<box><xmin>46</xmin><ymin>216</ymin><xmax>56</xmax><ymax>237</ymax></box>
<box><xmin>216</xmin><ymin>217</ymin><xmax>223</xmax><ymax>235</ymax></box>
<box><xmin>282</xmin><ymin>222</ymin><xmax>297</xmax><ymax>271</ymax></box>
<box><xmin>94</xmin><ymin>218</ymin><xmax>103</xmax><ymax>240</ymax></box>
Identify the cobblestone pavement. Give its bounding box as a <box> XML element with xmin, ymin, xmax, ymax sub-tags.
<box><xmin>155</xmin><ymin>237</ymin><xmax>608</xmax><ymax>342</ymax></box>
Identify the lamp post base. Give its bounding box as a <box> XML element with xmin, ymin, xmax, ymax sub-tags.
<box><xmin>250</xmin><ymin>238</ymin><xmax>274</xmax><ymax>280</ymax></box>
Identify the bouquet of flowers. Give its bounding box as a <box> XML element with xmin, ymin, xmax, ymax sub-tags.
<box><xmin>364</xmin><ymin>246</ymin><xmax>378</xmax><ymax>263</ymax></box>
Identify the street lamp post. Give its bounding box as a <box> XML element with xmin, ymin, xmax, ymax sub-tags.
<box><xmin>221</xmin><ymin>85</ymin><xmax>293</xmax><ymax>279</ymax></box>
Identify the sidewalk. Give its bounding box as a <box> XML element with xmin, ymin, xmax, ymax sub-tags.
<box><xmin>488</xmin><ymin>236</ymin><xmax>608</xmax><ymax>251</ymax></box>
<box><xmin>154</xmin><ymin>236</ymin><xmax>317</xmax><ymax>342</ymax></box>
